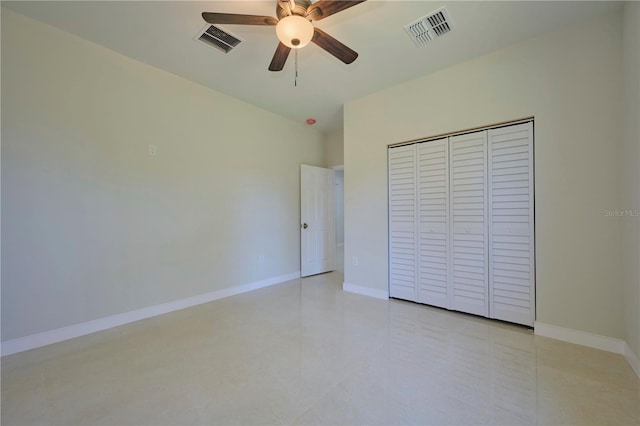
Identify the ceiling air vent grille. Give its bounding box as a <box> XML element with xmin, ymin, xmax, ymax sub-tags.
<box><xmin>404</xmin><ymin>7</ymin><xmax>454</xmax><ymax>46</ymax></box>
<box><xmin>196</xmin><ymin>24</ymin><xmax>242</xmax><ymax>53</ymax></box>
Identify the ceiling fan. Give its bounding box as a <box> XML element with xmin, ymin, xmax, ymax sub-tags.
<box><xmin>202</xmin><ymin>0</ymin><xmax>367</xmax><ymax>71</ymax></box>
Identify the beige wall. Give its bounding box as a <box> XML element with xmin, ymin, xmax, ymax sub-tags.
<box><xmin>324</xmin><ymin>129</ymin><xmax>344</xmax><ymax>167</ymax></box>
<box><xmin>344</xmin><ymin>11</ymin><xmax>625</xmax><ymax>339</ymax></box>
<box><xmin>622</xmin><ymin>1</ymin><xmax>640</xmax><ymax>361</ymax></box>
<box><xmin>1</xmin><ymin>9</ymin><xmax>325</xmax><ymax>341</ymax></box>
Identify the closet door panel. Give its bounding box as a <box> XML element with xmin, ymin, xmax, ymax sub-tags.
<box><xmin>449</xmin><ymin>131</ymin><xmax>489</xmax><ymax>317</ymax></box>
<box><xmin>488</xmin><ymin>122</ymin><xmax>535</xmax><ymax>326</ymax></box>
<box><xmin>389</xmin><ymin>145</ymin><xmax>417</xmax><ymax>301</ymax></box>
<box><xmin>417</xmin><ymin>139</ymin><xmax>449</xmax><ymax>308</ymax></box>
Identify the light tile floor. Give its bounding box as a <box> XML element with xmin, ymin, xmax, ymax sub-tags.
<box><xmin>2</xmin><ymin>273</ymin><xmax>639</xmax><ymax>425</ymax></box>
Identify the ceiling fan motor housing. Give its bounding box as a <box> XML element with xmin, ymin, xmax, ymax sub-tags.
<box><xmin>276</xmin><ymin>0</ymin><xmax>312</xmax><ymax>20</ymax></box>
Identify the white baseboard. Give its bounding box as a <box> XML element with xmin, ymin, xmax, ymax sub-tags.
<box><xmin>1</xmin><ymin>271</ymin><xmax>300</xmax><ymax>357</ymax></box>
<box><xmin>343</xmin><ymin>282</ymin><xmax>389</xmax><ymax>300</ymax></box>
<box><xmin>623</xmin><ymin>341</ymin><xmax>640</xmax><ymax>379</ymax></box>
<box><xmin>534</xmin><ymin>322</ymin><xmax>625</xmax><ymax>354</ymax></box>
<box><xmin>534</xmin><ymin>322</ymin><xmax>640</xmax><ymax>378</ymax></box>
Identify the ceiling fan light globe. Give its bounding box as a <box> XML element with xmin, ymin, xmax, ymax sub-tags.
<box><xmin>276</xmin><ymin>15</ymin><xmax>313</xmax><ymax>49</ymax></box>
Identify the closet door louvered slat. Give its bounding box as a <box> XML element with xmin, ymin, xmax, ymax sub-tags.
<box><xmin>449</xmin><ymin>131</ymin><xmax>489</xmax><ymax>317</ymax></box>
<box><xmin>389</xmin><ymin>145</ymin><xmax>418</xmax><ymax>301</ymax></box>
<box><xmin>488</xmin><ymin>122</ymin><xmax>535</xmax><ymax>326</ymax></box>
<box><xmin>417</xmin><ymin>139</ymin><xmax>449</xmax><ymax>308</ymax></box>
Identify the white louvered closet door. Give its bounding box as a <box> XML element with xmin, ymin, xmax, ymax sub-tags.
<box><xmin>449</xmin><ymin>131</ymin><xmax>489</xmax><ymax>317</ymax></box>
<box><xmin>388</xmin><ymin>145</ymin><xmax>418</xmax><ymax>301</ymax></box>
<box><xmin>416</xmin><ymin>139</ymin><xmax>449</xmax><ymax>308</ymax></box>
<box><xmin>488</xmin><ymin>122</ymin><xmax>535</xmax><ymax>326</ymax></box>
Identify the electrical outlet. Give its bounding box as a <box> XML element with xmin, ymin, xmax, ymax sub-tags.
<box><xmin>352</xmin><ymin>256</ymin><xmax>359</xmax><ymax>267</ymax></box>
<box><xmin>148</xmin><ymin>144</ymin><xmax>157</xmax><ymax>156</ymax></box>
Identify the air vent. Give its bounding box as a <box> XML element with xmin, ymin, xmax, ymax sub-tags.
<box><xmin>195</xmin><ymin>24</ymin><xmax>242</xmax><ymax>54</ymax></box>
<box><xmin>404</xmin><ymin>7</ymin><xmax>454</xmax><ymax>46</ymax></box>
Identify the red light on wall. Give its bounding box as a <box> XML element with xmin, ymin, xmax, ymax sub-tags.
<box><xmin>306</xmin><ymin>118</ymin><xmax>317</xmax><ymax>125</ymax></box>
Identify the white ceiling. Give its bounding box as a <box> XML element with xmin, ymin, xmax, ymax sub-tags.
<box><xmin>3</xmin><ymin>0</ymin><xmax>622</xmax><ymax>132</ymax></box>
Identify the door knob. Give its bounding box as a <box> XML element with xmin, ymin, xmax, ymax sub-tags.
<box><xmin>303</xmin><ymin>223</ymin><xmax>308</xmax><ymax>229</ymax></box>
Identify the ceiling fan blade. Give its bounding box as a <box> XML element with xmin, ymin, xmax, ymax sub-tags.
<box><xmin>311</xmin><ymin>28</ymin><xmax>358</xmax><ymax>64</ymax></box>
<box><xmin>202</xmin><ymin>13</ymin><xmax>278</xmax><ymax>26</ymax></box>
<box><xmin>269</xmin><ymin>43</ymin><xmax>291</xmax><ymax>71</ymax></box>
<box><xmin>305</xmin><ymin>0</ymin><xmax>367</xmax><ymax>21</ymax></box>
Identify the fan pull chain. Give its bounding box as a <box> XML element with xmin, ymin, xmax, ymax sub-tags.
<box><xmin>294</xmin><ymin>48</ymin><xmax>298</xmax><ymax>87</ymax></box>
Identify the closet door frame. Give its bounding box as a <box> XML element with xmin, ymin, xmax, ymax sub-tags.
<box><xmin>387</xmin><ymin>118</ymin><xmax>535</xmax><ymax>327</ymax></box>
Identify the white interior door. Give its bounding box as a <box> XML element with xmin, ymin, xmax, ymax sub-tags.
<box><xmin>488</xmin><ymin>122</ymin><xmax>535</xmax><ymax>326</ymax></box>
<box><xmin>449</xmin><ymin>131</ymin><xmax>489</xmax><ymax>317</ymax></box>
<box><xmin>388</xmin><ymin>145</ymin><xmax>418</xmax><ymax>301</ymax></box>
<box><xmin>301</xmin><ymin>165</ymin><xmax>335</xmax><ymax>277</ymax></box>
<box><xmin>417</xmin><ymin>139</ymin><xmax>450</xmax><ymax>308</ymax></box>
